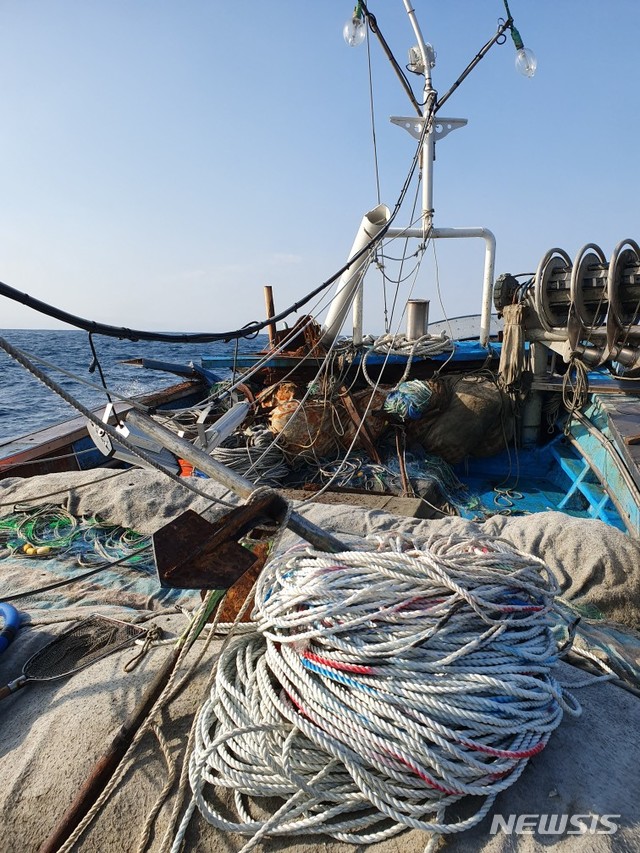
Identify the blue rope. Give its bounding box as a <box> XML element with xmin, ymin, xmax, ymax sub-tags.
<box><xmin>384</xmin><ymin>380</ymin><xmax>433</xmax><ymax>421</ymax></box>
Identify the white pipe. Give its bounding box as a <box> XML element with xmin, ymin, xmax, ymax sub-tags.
<box><xmin>402</xmin><ymin>0</ymin><xmax>435</xmax><ymax>228</ymax></box>
<box><xmin>386</xmin><ymin>225</ymin><xmax>496</xmax><ymax>346</ymax></box>
<box><xmin>402</xmin><ymin>0</ymin><xmax>431</xmax><ymax>89</ymax></box>
<box><xmin>321</xmin><ymin>203</ymin><xmax>390</xmax><ymax>347</ymax></box>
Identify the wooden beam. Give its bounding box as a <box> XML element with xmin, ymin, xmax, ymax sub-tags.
<box><xmin>339</xmin><ymin>385</ymin><xmax>381</xmax><ymax>464</ymax></box>
<box><xmin>264</xmin><ymin>285</ymin><xmax>277</xmax><ymax>348</ymax></box>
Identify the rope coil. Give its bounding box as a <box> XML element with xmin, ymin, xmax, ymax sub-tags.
<box><xmin>178</xmin><ymin>533</ymin><xmax>579</xmax><ymax>849</ymax></box>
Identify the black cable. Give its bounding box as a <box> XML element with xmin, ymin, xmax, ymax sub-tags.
<box><xmin>365</xmin><ymin>25</ymin><xmax>382</xmax><ymax>206</ymax></box>
<box><xmin>87</xmin><ymin>331</ymin><xmax>120</xmax><ymax>419</ymax></box>
<box><xmin>0</xmin><ymin>99</ymin><xmax>435</xmax><ymax>347</ymax></box>
<box><xmin>435</xmin><ymin>17</ymin><xmax>512</xmax><ymax>113</ymax></box>
<box><xmin>0</xmin><ymin>275</ymin><xmax>336</xmax><ymax>345</ymax></box>
<box><xmin>359</xmin><ymin>1</ymin><xmax>422</xmax><ymax>115</ymax></box>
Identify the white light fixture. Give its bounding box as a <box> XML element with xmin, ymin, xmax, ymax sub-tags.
<box><xmin>343</xmin><ymin>12</ymin><xmax>366</xmax><ymax>47</ymax></box>
<box><xmin>515</xmin><ymin>46</ymin><xmax>537</xmax><ymax>78</ymax></box>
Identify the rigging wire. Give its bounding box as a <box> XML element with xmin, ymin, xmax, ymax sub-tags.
<box><xmin>435</xmin><ymin>16</ymin><xmax>513</xmax><ymax>113</ymax></box>
<box><xmin>363</xmin><ymin>16</ymin><xmax>390</xmax><ymax>333</ymax></box>
<box><xmin>365</xmin><ymin>24</ymin><xmax>381</xmax><ymax>206</ymax></box>
<box><xmin>387</xmin><ymin>190</ymin><xmax>425</xmax><ymax>330</ymax></box>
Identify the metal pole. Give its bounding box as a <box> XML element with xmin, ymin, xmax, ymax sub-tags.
<box><xmin>126</xmin><ymin>410</ymin><xmax>346</xmax><ymax>553</ymax></box>
<box><xmin>352</xmin><ymin>281</ymin><xmax>364</xmax><ymax>346</ymax></box>
<box><xmin>402</xmin><ymin>0</ymin><xmax>435</xmax><ymax>229</ymax></box>
<box><xmin>387</xmin><ymin>225</ymin><xmax>496</xmax><ymax>346</ymax></box>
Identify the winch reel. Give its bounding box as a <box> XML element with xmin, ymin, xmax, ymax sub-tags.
<box><xmin>498</xmin><ymin>237</ymin><xmax>640</xmax><ymax>370</ymax></box>
<box><xmin>606</xmin><ymin>238</ymin><xmax>640</xmax><ymax>338</ymax></box>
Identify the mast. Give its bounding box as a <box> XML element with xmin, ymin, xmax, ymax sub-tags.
<box><xmin>330</xmin><ymin>1</ymin><xmax>535</xmax><ymax>347</ymax></box>
<box><xmin>402</xmin><ymin>1</ymin><xmax>435</xmax><ymax>231</ymax></box>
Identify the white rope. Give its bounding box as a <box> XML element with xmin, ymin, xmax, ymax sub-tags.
<box><xmin>174</xmin><ymin>532</ymin><xmax>579</xmax><ymax>850</ymax></box>
<box><xmin>370</xmin><ymin>332</ymin><xmax>453</xmax><ymax>358</ymax></box>
<box><xmin>362</xmin><ymin>332</ymin><xmax>452</xmax><ymax>388</ymax></box>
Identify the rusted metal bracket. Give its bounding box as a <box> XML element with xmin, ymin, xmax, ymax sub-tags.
<box><xmin>153</xmin><ymin>492</ymin><xmax>287</xmax><ymax>589</ymax></box>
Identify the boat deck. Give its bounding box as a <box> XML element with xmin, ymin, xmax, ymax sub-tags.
<box><xmin>593</xmin><ymin>393</ymin><xmax>640</xmax><ymax>491</ymax></box>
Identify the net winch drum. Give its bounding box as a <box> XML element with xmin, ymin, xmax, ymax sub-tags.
<box><xmin>534</xmin><ymin>247</ymin><xmax>572</xmax><ymax>334</ymax></box>
<box><xmin>534</xmin><ymin>245</ymin><xmax>610</xmax><ymax>339</ymax></box>
<box><xmin>527</xmin><ymin>239</ymin><xmax>640</xmax><ymax>363</ymax></box>
<box><xmin>607</xmin><ymin>238</ymin><xmax>640</xmax><ymax>338</ymax></box>
<box><xmin>566</xmin><ymin>243</ymin><xmax>609</xmax><ymax>361</ymax></box>
<box><xmin>569</xmin><ymin>243</ymin><xmax>608</xmax><ymax>331</ymax></box>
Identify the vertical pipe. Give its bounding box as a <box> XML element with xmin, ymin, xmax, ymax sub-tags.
<box><xmin>406</xmin><ymin>299</ymin><xmax>429</xmax><ymax>340</ymax></box>
<box><xmin>263</xmin><ymin>285</ymin><xmax>276</xmax><ymax>349</ymax></box>
<box><xmin>521</xmin><ymin>343</ymin><xmax>548</xmax><ymax>447</ymax></box>
<box><xmin>401</xmin><ymin>0</ymin><xmax>434</xmax><ymax>229</ymax></box>
<box><xmin>422</xmin><ymin>132</ymin><xmax>435</xmax><ymax>230</ymax></box>
<box><xmin>479</xmin><ymin>230</ymin><xmax>497</xmax><ymax>347</ymax></box>
<box><xmin>321</xmin><ymin>203</ymin><xmax>391</xmax><ymax>346</ymax></box>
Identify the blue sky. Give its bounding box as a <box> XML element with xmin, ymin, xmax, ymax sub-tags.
<box><xmin>0</xmin><ymin>1</ymin><xmax>637</xmax><ymax>336</ymax></box>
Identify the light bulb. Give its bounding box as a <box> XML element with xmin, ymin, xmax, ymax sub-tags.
<box><xmin>343</xmin><ymin>15</ymin><xmax>366</xmax><ymax>47</ymax></box>
<box><xmin>515</xmin><ymin>46</ymin><xmax>537</xmax><ymax>78</ymax></box>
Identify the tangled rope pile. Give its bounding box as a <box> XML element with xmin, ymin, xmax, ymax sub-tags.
<box><xmin>384</xmin><ymin>379</ymin><xmax>434</xmax><ymax>421</ymax></box>
<box><xmin>210</xmin><ymin>427</ymin><xmax>290</xmax><ymax>486</ymax></box>
<box><xmin>177</xmin><ymin>533</ymin><xmax>579</xmax><ymax>851</ymax></box>
<box><xmin>370</xmin><ymin>332</ymin><xmax>452</xmax><ymax>359</ymax></box>
<box><xmin>0</xmin><ymin>504</ymin><xmax>151</xmax><ymax>565</ymax></box>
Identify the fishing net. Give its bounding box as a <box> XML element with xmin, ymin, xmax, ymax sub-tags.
<box><xmin>21</xmin><ymin>615</ymin><xmax>145</xmax><ymax>682</ymax></box>
<box><xmin>383</xmin><ymin>379</ymin><xmax>434</xmax><ymax>421</ymax></box>
<box><xmin>0</xmin><ymin>504</ymin><xmax>152</xmax><ymax>567</ymax></box>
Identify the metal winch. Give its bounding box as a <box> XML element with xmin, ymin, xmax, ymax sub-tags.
<box><xmin>495</xmin><ymin>237</ymin><xmax>640</xmax><ymax>368</ymax></box>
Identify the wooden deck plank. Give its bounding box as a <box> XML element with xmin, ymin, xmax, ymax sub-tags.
<box><xmin>592</xmin><ymin>393</ymin><xmax>640</xmax><ymax>491</ymax></box>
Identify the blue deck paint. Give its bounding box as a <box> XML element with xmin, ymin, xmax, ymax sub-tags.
<box><xmin>453</xmin><ymin>442</ymin><xmax>627</xmax><ymax>530</ymax></box>
<box><xmin>200</xmin><ymin>340</ymin><xmax>499</xmax><ymax>370</ymax></box>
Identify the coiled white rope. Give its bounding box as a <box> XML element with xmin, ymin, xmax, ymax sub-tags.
<box><xmin>362</xmin><ymin>332</ymin><xmax>453</xmax><ymax>389</ymax></box>
<box><xmin>173</xmin><ymin>533</ymin><xmax>580</xmax><ymax>852</ymax></box>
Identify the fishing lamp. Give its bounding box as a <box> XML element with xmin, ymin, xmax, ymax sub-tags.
<box><xmin>503</xmin><ymin>0</ymin><xmax>537</xmax><ymax>77</ymax></box>
<box><xmin>514</xmin><ymin>43</ymin><xmax>537</xmax><ymax>78</ymax></box>
<box><xmin>343</xmin><ymin>3</ymin><xmax>366</xmax><ymax>47</ymax></box>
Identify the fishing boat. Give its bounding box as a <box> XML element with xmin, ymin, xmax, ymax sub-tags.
<box><xmin>1</xmin><ymin>2</ymin><xmax>639</xmax><ymax>852</ymax></box>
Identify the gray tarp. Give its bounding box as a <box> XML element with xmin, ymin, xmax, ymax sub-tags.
<box><xmin>0</xmin><ymin>469</ymin><xmax>638</xmax><ymax>852</ymax></box>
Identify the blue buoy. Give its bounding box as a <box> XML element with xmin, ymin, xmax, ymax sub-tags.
<box><xmin>0</xmin><ymin>603</ymin><xmax>20</xmax><ymax>654</ymax></box>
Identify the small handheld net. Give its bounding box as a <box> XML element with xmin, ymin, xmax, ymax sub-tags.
<box><xmin>2</xmin><ymin>615</ymin><xmax>146</xmax><ymax>697</ymax></box>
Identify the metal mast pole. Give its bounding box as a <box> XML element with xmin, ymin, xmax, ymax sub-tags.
<box><xmin>402</xmin><ymin>0</ymin><xmax>435</xmax><ymax>229</ymax></box>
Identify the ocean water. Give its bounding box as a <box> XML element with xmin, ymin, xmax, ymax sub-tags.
<box><xmin>0</xmin><ymin>329</ymin><xmax>268</xmax><ymax>443</ymax></box>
